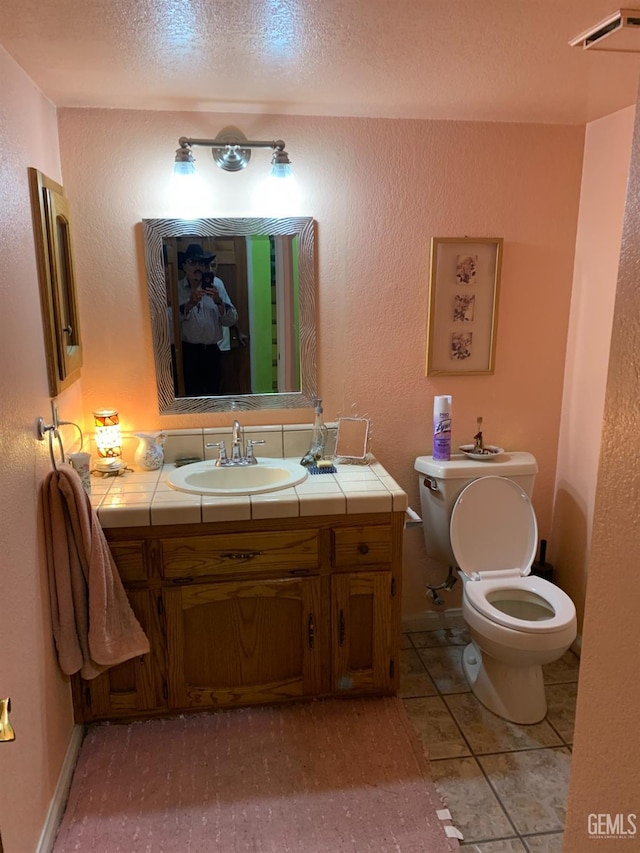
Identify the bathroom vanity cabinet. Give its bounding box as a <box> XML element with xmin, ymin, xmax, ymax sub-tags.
<box><xmin>71</xmin><ymin>511</ymin><xmax>404</xmax><ymax>723</ymax></box>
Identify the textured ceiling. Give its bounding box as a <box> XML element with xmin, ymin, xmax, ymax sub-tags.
<box><xmin>1</xmin><ymin>0</ymin><xmax>640</xmax><ymax>124</ymax></box>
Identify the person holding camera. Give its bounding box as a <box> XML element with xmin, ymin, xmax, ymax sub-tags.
<box><xmin>177</xmin><ymin>243</ymin><xmax>238</xmax><ymax>396</ymax></box>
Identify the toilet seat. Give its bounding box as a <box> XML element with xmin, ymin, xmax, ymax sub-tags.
<box><xmin>451</xmin><ymin>476</ymin><xmax>575</xmax><ymax>634</ymax></box>
<box><xmin>464</xmin><ymin>574</ymin><xmax>576</xmax><ymax>634</ymax></box>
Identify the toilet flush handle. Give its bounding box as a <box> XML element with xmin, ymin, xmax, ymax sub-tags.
<box><xmin>423</xmin><ymin>476</ymin><xmax>438</xmax><ymax>492</ymax></box>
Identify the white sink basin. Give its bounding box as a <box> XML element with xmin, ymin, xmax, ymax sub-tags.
<box><xmin>167</xmin><ymin>458</ymin><xmax>308</xmax><ymax>496</ymax></box>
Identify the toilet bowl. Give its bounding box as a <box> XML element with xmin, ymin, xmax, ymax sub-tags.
<box><xmin>415</xmin><ymin>454</ymin><xmax>577</xmax><ymax>725</ymax></box>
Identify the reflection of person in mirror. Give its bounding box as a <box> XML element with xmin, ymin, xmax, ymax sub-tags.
<box><xmin>208</xmin><ymin>256</ymin><xmax>249</xmax><ymax>393</ymax></box>
<box><xmin>178</xmin><ymin>244</ymin><xmax>238</xmax><ymax>396</ymax></box>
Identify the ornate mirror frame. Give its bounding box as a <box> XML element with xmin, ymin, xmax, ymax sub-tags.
<box><xmin>143</xmin><ymin>217</ymin><xmax>317</xmax><ymax>414</ymax></box>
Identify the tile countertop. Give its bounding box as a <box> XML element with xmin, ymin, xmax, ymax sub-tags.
<box><xmin>91</xmin><ymin>459</ymin><xmax>409</xmax><ymax>528</ymax></box>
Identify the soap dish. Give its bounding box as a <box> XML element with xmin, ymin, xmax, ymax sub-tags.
<box><xmin>308</xmin><ymin>465</ymin><xmax>337</xmax><ymax>475</ymax></box>
<box><xmin>459</xmin><ymin>444</ymin><xmax>504</xmax><ymax>461</ymax></box>
<box><xmin>174</xmin><ymin>456</ymin><xmax>203</xmax><ymax>468</ymax></box>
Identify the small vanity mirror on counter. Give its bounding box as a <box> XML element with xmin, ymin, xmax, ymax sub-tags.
<box><xmin>334</xmin><ymin>417</ymin><xmax>371</xmax><ymax>462</ymax></box>
<box><xmin>143</xmin><ymin>217</ymin><xmax>317</xmax><ymax>414</ymax></box>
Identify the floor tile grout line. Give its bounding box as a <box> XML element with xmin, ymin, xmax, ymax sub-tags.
<box><xmin>407</xmin><ymin>632</ymin><xmax>577</xmax><ymax>743</ymax></box>
<box><xmin>414</xmin><ymin>643</ymin><xmax>471</xmax><ymax>698</ymax></box>
<box><xmin>408</xmin><ymin>640</ymin><xmax>480</xmax><ymax>760</ymax></box>
<box><xmin>457</xmin><ymin>831</ymin><xmax>525</xmax><ymax>847</ymax></box>
<box><xmin>422</xmin><ymin>663</ymin><xmax>575</xmax><ymax>758</ymax></box>
<box><xmin>439</xmin><ymin>695</ymin><xmax>565</xmax><ymax>756</ymax></box>
<box><xmin>403</xmin><ymin>641</ymin><xmax>502</xmax><ymax>836</ymax></box>
<box><xmin>472</xmin><ymin>751</ymin><xmax>530</xmax><ymax>841</ymax></box>
<box><xmin>405</xmin><ymin>642</ymin><xmax>524</xmax><ymax>841</ymax></box>
<box><xmin>409</xmin><ymin>644</ymin><xmax>440</xmax><ymax>695</ymax></box>
<box><xmin>459</xmin><ymin>744</ymin><xmax>570</xmax><ymax>759</ymax></box>
<box><xmin>543</xmin><ymin>714</ymin><xmax>570</xmax><ymax>746</ymax></box>
<box><xmin>405</xmin><ymin>628</ymin><xmax>576</xmax><ymax>845</ymax></box>
<box><xmin>408</xmin><ymin>636</ymin><xmax>457</xmax><ymax>698</ymax></box>
<box><xmin>427</xmin><ymin>755</ymin><xmax>564</xmax><ymax>842</ymax></box>
<box><xmin>434</xmin><ymin>692</ymin><xmax>480</xmax><ymax>757</ymax></box>
<box><xmin>520</xmin><ymin>828</ymin><xmax>567</xmax><ymax>837</ymax></box>
<box><xmin>439</xmin><ymin>750</ymin><xmax>524</xmax><ymax>844</ymax></box>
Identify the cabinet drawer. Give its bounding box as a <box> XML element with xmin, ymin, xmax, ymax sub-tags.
<box><xmin>161</xmin><ymin>529</ymin><xmax>319</xmax><ymax>579</ymax></box>
<box><xmin>332</xmin><ymin>526</ymin><xmax>392</xmax><ymax>568</ymax></box>
<box><xmin>109</xmin><ymin>541</ymin><xmax>147</xmax><ymax>582</ymax></box>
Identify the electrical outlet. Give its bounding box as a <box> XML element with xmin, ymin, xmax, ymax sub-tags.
<box><xmin>51</xmin><ymin>398</ymin><xmax>60</xmax><ymax>429</ymax></box>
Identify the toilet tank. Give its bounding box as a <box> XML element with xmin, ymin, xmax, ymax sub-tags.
<box><xmin>414</xmin><ymin>452</ymin><xmax>538</xmax><ymax>568</ymax></box>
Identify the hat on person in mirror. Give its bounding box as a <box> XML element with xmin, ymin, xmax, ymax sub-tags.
<box><xmin>183</xmin><ymin>243</ymin><xmax>215</xmax><ymax>265</ymax></box>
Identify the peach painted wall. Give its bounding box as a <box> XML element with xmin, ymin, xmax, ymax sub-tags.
<box><xmin>0</xmin><ymin>46</ymin><xmax>80</xmax><ymax>853</ymax></box>
<box><xmin>564</xmin><ymin>101</ymin><xmax>640</xmax><ymax>851</ymax></box>
<box><xmin>553</xmin><ymin>106</ymin><xmax>635</xmax><ymax>633</ymax></box>
<box><xmin>1</xmin><ymin>62</ymin><xmax>634</xmax><ymax>851</ymax></box>
<box><xmin>57</xmin><ymin>109</ymin><xmax>585</xmax><ymax>618</ymax></box>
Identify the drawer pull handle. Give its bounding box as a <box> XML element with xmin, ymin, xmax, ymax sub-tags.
<box><xmin>220</xmin><ymin>551</ymin><xmax>261</xmax><ymax>560</ymax></box>
<box><xmin>170</xmin><ymin>576</ymin><xmax>194</xmax><ymax>585</ymax></box>
<box><xmin>339</xmin><ymin>609</ymin><xmax>346</xmax><ymax>646</ymax></box>
<box><xmin>358</xmin><ymin>544</ymin><xmax>370</xmax><ymax>555</ymax></box>
<box><xmin>308</xmin><ymin>613</ymin><xmax>315</xmax><ymax>649</ymax></box>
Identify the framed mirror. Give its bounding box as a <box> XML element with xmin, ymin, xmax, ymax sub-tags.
<box><xmin>143</xmin><ymin>217</ymin><xmax>316</xmax><ymax>414</ymax></box>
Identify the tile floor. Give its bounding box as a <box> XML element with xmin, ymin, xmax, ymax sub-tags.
<box><xmin>400</xmin><ymin>612</ymin><xmax>580</xmax><ymax>852</ymax></box>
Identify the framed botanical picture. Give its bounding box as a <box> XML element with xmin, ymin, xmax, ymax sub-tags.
<box><xmin>426</xmin><ymin>237</ymin><xmax>503</xmax><ymax>376</ymax></box>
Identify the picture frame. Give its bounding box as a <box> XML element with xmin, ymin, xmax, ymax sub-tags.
<box><xmin>426</xmin><ymin>237</ymin><xmax>503</xmax><ymax>376</ymax></box>
<box><xmin>29</xmin><ymin>168</ymin><xmax>83</xmax><ymax>397</ymax></box>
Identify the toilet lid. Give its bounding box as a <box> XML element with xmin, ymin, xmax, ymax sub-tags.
<box><xmin>450</xmin><ymin>476</ymin><xmax>537</xmax><ymax>580</ymax></box>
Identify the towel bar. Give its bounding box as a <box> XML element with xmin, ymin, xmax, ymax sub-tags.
<box><xmin>37</xmin><ymin>416</ymin><xmax>84</xmax><ymax>471</ymax></box>
<box><xmin>37</xmin><ymin>418</ymin><xmax>66</xmax><ymax>470</ymax></box>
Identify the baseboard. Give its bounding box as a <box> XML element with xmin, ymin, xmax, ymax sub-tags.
<box><xmin>37</xmin><ymin>723</ymin><xmax>84</xmax><ymax>853</ymax></box>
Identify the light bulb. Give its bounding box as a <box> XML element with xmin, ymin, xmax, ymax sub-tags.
<box><xmin>168</xmin><ymin>161</ymin><xmax>210</xmax><ymax>219</ymax></box>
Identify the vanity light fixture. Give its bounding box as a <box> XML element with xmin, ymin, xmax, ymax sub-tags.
<box><xmin>93</xmin><ymin>408</ymin><xmax>125</xmax><ymax>473</ymax></box>
<box><xmin>173</xmin><ymin>128</ymin><xmax>293</xmax><ymax>179</ymax></box>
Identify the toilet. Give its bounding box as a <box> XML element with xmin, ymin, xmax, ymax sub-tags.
<box><xmin>415</xmin><ymin>452</ymin><xmax>577</xmax><ymax>724</ymax></box>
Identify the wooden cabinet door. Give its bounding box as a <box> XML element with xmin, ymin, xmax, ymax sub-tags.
<box><xmin>164</xmin><ymin>576</ymin><xmax>325</xmax><ymax>709</ymax></box>
<box><xmin>73</xmin><ymin>589</ymin><xmax>166</xmax><ymax>722</ymax></box>
<box><xmin>331</xmin><ymin>571</ymin><xmax>394</xmax><ymax>695</ymax></box>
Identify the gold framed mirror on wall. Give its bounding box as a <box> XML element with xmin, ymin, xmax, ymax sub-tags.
<box><xmin>143</xmin><ymin>217</ymin><xmax>317</xmax><ymax>414</ymax></box>
<box><xmin>29</xmin><ymin>168</ymin><xmax>82</xmax><ymax>397</ymax></box>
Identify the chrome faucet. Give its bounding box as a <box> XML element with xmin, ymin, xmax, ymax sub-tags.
<box><xmin>207</xmin><ymin>420</ymin><xmax>265</xmax><ymax>465</ymax></box>
<box><xmin>231</xmin><ymin>419</ymin><xmax>243</xmax><ymax>462</ymax></box>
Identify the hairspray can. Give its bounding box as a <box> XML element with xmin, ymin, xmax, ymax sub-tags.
<box><xmin>433</xmin><ymin>395</ymin><xmax>452</xmax><ymax>461</ymax></box>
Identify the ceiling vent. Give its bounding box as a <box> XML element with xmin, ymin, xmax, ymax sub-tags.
<box><xmin>570</xmin><ymin>8</ymin><xmax>640</xmax><ymax>51</ymax></box>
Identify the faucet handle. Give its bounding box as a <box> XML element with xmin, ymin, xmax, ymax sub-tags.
<box><xmin>205</xmin><ymin>440</ymin><xmax>229</xmax><ymax>466</ymax></box>
<box><xmin>245</xmin><ymin>439</ymin><xmax>265</xmax><ymax>463</ymax></box>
